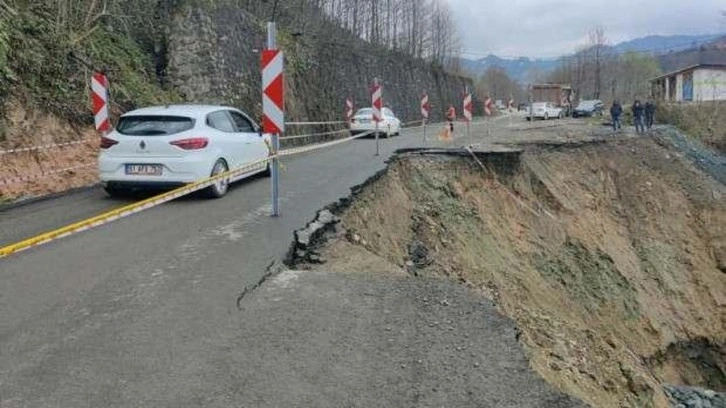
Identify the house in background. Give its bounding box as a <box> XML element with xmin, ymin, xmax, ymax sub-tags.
<box><xmin>650</xmin><ymin>47</ymin><xmax>726</xmax><ymax>102</ymax></box>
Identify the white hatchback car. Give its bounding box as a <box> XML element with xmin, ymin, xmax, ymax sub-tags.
<box><xmin>528</xmin><ymin>102</ymin><xmax>564</xmax><ymax>120</ymax></box>
<box><xmin>98</xmin><ymin>105</ymin><xmax>271</xmax><ymax>198</ymax></box>
<box><xmin>349</xmin><ymin>107</ymin><xmax>401</xmax><ymax>137</ymax></box>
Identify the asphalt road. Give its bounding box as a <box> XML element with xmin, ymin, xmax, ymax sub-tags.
<box><xmin>0</xmin><ymin>120</ymin><xmax>585</xmax><ymax>407</ymax></box>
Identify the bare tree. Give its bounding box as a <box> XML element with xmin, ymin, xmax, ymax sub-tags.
<box><xmin>588</xmin><ymin>27</ymin><xmax>609</xmax><ymax>99</ymax></box>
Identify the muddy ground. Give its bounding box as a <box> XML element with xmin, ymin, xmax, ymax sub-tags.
<box><xmin>291</xmin><ymin>124</ymin><xmax>726</xmax><ymax>407</ymax></box>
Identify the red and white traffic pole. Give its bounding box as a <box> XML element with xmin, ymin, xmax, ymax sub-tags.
<box><xmin>345</xmin><ymin>97</ymin><xmax>354</xmax><ymax>126</ymax></box>
<box><xmin>463</xmin><ymin>86</ymin><xmax>473</xmax><ymax>146</ymax></box>
<box><xmin>371</xmin><ymin>78</ymin><xmax>382</xmax><ymax>156</ymax></box>
<box><xmin>91</xmin><ymin>71</ymin><xmax>110</xmax><ymax>138</ymax></box>
<box><xmin>421</xmin><ymin>92</ymin><xmax>430</xmax><ymax>147</ymax></box>
<box><xmin>262</xmin><ymin>22</ymin><xmax>284</xmax><ymax>216</ymax></box>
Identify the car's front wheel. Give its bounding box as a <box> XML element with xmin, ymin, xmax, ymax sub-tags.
<box><xmin>544</xmin><ymin>113</ymin><xmax>549</xmax><ymax>120</ymax></box>
<box><xmin>205</xmin><ymin>159</ymin><xmax>229</xmax><ymax>199</ymax></box>
<box><xmin>558</xmin><ymin>111</ymin><xmax>563</xmax><ymax>119</ymax></box>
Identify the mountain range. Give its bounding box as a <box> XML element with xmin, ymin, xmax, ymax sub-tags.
<box><xmin>461</xmin><ymin>33</ymin><xmax>724</xmax><ymax>83</ymax></box>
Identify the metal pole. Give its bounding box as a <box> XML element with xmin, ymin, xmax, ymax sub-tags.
<box><xmin>422</xmin><ymin>119</ymin><xmax>427</xmax><ymax>147</ymax></box>
<box><xmin>374</xmin><ymin>77</ymin><xmax>380</xmax><ymax>156</ymax></box>
<box><xmin>268</xmin><ymin>22</ymin><xmax>281</xmax><ymax>217</ymax></box>
<box><xmin>375</xmin><ymin>120</ymin><xmax>379</xmax><ymax>156</ymax></box>
<box><xmin>529</xmin><ymin>85</ymin><xmax>533</xmax><ymax>123</ymax></box>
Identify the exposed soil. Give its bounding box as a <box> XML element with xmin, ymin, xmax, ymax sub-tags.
<box><xmin>0</xmin><ymin>106</ymin><xmax>98</xmax><ymax>202</ymax></box>
<box><xmin>296</xmin><ymin>137</ymin><xmax>726</xmax><ymax>407</ymax></box>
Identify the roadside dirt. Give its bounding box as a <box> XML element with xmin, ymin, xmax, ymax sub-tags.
<box><xmin>297</xmin><ymin>135</ymin><xmax>726</xmax><ymax>407</ymax></box>
<box><xmin>0</xmin><ymin>105</ymin><xmax>98</xmax><ymax>202</ymax></box>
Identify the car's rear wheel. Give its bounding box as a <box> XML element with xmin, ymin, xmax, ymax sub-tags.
<box><xmin>558</xmin><ymin>111</ymin><xmax>563</xmax><ymax>119</ymax></box>
<box><xmin>103</xmin><ymin>184</ymin><xmax>132</xmax><ymax>199</ymax></box>
<box><xmin>262</xmin><ymin>161</ymin><xmax>271</xmax><ymax>177</ymax></box>
<box><xmin>205</xmin><ymin>159</ymin><xmax>229</xmax><ymax>199</ymax></box>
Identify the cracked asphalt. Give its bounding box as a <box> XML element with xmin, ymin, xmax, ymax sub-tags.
<box><xmin>0</xmin><ymin>120</ymin><xmax>586</xmax><ymax>407</ymax></box>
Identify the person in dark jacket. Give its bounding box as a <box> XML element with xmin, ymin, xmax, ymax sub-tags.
<box><xmin>610</xmin><ymin>101</ymin><xmax>623</xmax><ymax>132</ymax></box>
<box><xmin>645</xmin><ymin>100</ymin><xmax>656</xmax><ymax>130</ymax></box>
<box><xmin>632</xmin><ymin>100</ymin><xmax>645</xmax><ymax>134</ymax></box>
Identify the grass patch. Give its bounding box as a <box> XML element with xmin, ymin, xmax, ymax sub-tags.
<box><xmin>535</xmin><ymin>240</ymin><xmax>641</xmax><ymax>319</ymax></box>
<box><xmin>658</xmin><ymin>102</ymin><xmax>726</xmax><ymax>154</ymax></box>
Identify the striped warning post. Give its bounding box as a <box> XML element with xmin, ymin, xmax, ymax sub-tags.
<box><xmin>484</xmin><ymin>97</ymin><xmax>493</xmax><ymax>116</ymax></box>
<box><xmin>91</xmin><ymin>72</ymin><xmax>110</xmax><ymax>133</ymax></box>
<box><xmin>345</xmin><ymin>98</ymin><xmax>354</xmax><ymax>123</ymax></box>
<box><xmin>371</xmin><ymin>83</ymin><xmax>382</xmax><ymax>122</ymax></box>
<box><xmin>262</xmin><ymin>49</ymin><xmax>284</xmax><ymax>134</ymax></box>
<box><xmin>421</xmin><ymin>93</ymin><xmax>430</xmax><ymax>120</ymax></box>
<box><xmin>371</xmin><ymin>82</ymin><xmax>382</xmax><ymax>122</ymax></box>
<box><xmin>463</xmin><ymin>93</ymin><xmax>473</xmax><ymax>122</ymax></box>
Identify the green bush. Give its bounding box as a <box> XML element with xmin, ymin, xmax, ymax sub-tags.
<box><xmin>0</xmin><ymin>4</ymin><xmax>178</xmax><ymax>125</ymax></box>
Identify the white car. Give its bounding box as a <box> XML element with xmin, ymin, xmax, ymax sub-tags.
<box><xmin>98</xmin><ymin>105</ymin><xmax>271</xmax><ymax>198</ymax></box>
<box><xmin>528</xmin><ymin>102</ymin><xmax>563</xmax><ymax>120</ymax></box>
<box><xmin>349</xmin><ymin>107</ymin><xmax>401</xmax><ymax>137</ymax></box>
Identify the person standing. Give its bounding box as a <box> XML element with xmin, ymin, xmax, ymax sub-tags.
<box><xmin>610</xmin><ymin>100</ymin><xmax>623</xmax><ymax>132</ymax></box>
<box><xmin>632</xmin><ymin>100</ymin><xmax>645</xmax><ymax>134</ymax></box>
<box><xmin>645</xmin><ymin>100</ymin><xmax>656</xmax><ymax>131</ymax></box>
<box><xmin>446</xmin><ymin>104</ymin><xmax>456</xmax><ymax>133</ymax></box>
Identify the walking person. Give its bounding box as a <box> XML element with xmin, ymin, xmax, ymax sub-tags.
<box><xmin>645</xmin><ymin>100</ymin><xmax>656</xmax><ymax>131</ymax></box>
<box><xmin>446</xmin><ymin>104</ymin><xmax>456</xmax><ymax>133</ymax></box>
<box><xmin>610</xmin><ymin>100</ymin><xmax>623</xmax><ymax>132</ymax></box>
<box><xmin>632</xmin><ymin>100</ymin><xmax>645</xmax><ymax>134</ymax></box>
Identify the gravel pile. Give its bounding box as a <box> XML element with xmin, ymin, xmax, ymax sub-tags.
<box><xmin>664</xmin><ymin>385</ymin><xmax>726</xmax><ymax>408</ymax></box>
<box><xmin>654</xmin><ymin>126</ymin><xmax>726</xmax><ymax>185</ymax></box>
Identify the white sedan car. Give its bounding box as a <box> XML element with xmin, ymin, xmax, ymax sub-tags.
<box><xmin>98</xmin><ymin>105</ymin><xmax>271</xmax><ymax>198</ymax></box>
<box><xmin>349</xmin><ymin>107</ymin><xmax>401</xmax><ymax>137</ymax></box>
<box><xmin>528</xmin><ymin>102</ymin><xmax>564</xmax><ymax>120</ymax></box>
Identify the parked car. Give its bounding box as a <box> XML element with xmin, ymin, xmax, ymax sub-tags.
<box><xmin>98</xmin><ymin>105</ymin><xmax>271</xmax><ymax>199</ymax></box>
<box><xmin>527</xmin><ymin>102</ymin><xmax>563</xmax><ymax>120</ymax></box>
<box><xmin>572</xmin><ymin>100</ymin><xmax>604</xmax><ymax>118</ymax></box>
<box><xmin>349</xmin><ymin>107</ymin><xmax>401</xmax><ymax>137</ymax></box>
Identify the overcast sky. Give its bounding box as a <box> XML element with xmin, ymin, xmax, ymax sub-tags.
<box><xmin>446</xmin><ymin>0</ymin><xmax>725</xmax><ymax>59</ymax></box>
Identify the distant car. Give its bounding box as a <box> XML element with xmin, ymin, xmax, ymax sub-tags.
<box><xmin>98</xmin><ymin>105</ymin><xmax>271</xmax><ymax>199</ymax></box>
<box><xmin>349</xmin><ymin>107</ymin><xmax>401</xmax><ymax>137</ymax></box>
<box><xmin>572</xmin><ymin>100</ymin><xmax>604</xmax><ymax>118</ymax></box>
<box><xmin>527</xmin><ymin>102</ymin><xmax>563</xmax><ymax>120</ymax></box>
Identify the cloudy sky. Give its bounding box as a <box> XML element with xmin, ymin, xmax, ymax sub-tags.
<box><xmin>446</xmin><ymin>0</ymin><xmax>725</xmax><ymax>59</ymax></box>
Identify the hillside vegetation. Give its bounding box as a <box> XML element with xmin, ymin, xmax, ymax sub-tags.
<box><xmin>658</xmin><ymin>102</ymin><xmax>726</xmax><ymax>154</ymax></box>
<box><xmin>0</xmin><ymin>0</ymin><xmax>464</xmax><ymax>140</ymax></box>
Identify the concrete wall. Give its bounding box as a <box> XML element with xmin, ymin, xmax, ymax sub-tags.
<box><xmin>694</xmin><ymin>68</ymin><xmax>726</xmax><ymax>101</ymax></box>
<box><xmin>676</xmin><ymin>73</ymin><xmax>683</xmax><ymax>102</ymax></box>
<box><xmin>166</xmin><ymin>5</ymin><xmax>473</xmax><ymax>130</ymax></box>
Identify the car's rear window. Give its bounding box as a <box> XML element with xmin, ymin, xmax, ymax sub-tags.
<box><xmin>116</xmin><ymin>115</ymin><xmax>195</xmax><ymax>136</ymax></box>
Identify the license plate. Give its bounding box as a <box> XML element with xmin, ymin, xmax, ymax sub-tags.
<box><xmin>125</xmin><ymin>164</ymin><xmax>163</xmax><ymax>176</ymax></box>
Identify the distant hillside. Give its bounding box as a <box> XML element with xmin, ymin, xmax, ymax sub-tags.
<box><xmin>460</xmin><ymin>55</ymin><xmax>559</xmax><ymax>84</ymax></box>
<box><xmin>461</xmin><ymin>33</ymin><xmax>725</xmax><ymax>83</ymax></box>
<box><xmin>613</xmin><ymin>34</ymin><xmax>722</xmax><ymax>54</ymax></box>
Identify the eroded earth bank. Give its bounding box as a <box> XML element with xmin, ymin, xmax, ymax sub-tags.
<box><xmin>290</xmin><ymin>136</ymin><xmax>726</xmax><ymax>407</ymax></box>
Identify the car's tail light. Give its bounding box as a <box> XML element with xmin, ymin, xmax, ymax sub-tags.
<box><xmin>170</xmin><ymin>137</ymin><xmax>209</xmax><ymax>150</ymax></box>
<box><xmin>100</xmin><ymin>136</ymin><xmax>119</xmax><ymax>149</ymax></box>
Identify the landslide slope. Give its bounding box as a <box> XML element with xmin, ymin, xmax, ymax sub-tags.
<box><xmin>307</xmin><ymin>138</ymin><xmax>726</xmax><ymax>407</ymax></box>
